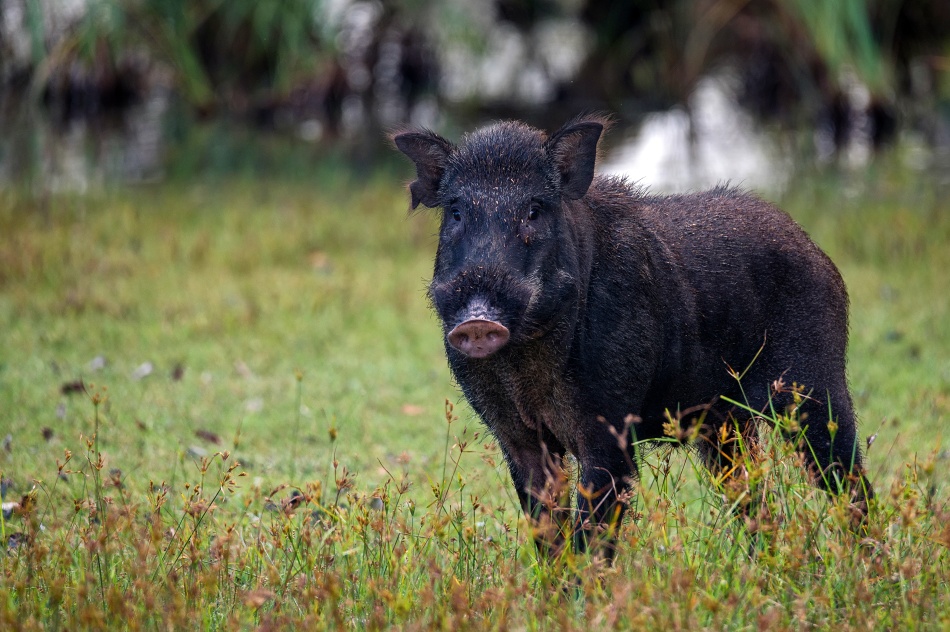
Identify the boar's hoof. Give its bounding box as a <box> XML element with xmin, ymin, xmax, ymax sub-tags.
<box><xmin>448</xmin><ymin>320</ymin><xmax>510</xmax><ymax>358</ymax></box>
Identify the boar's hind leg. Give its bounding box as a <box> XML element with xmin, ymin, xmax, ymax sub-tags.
<box><xmin>795</xmin><ymin>392</ymin><xmax>873</xmax><ymax>521</ymax></box>
<box><xmin>748</xmin><ymin>369</ymin><xmax>873</xmax><ymax>522</ymax></box>
<box><xmin>501</xmin><ymin>436</ymin><xmax>572</xmax><ymax>557</ymax></box>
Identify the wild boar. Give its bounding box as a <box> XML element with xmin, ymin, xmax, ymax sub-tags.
<box><xmin>393</xmin><ymin>114</ymin><xmax>872</xmax><ymax>560</ymax></box>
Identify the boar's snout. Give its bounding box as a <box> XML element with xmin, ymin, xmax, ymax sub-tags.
<box><xmin>430</xmin><ymin>269</ymin><xmax>534</xmax><ymax>357</ymax></box>
<box><xmin>447</xmin><ymin>319</ymin><xmax>510</xmax><ymax>358</ymax></box>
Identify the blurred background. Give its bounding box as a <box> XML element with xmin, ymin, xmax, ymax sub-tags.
<box><xmin>2</xmin><ymin>0</ymin><xmax>949</xmax><ymax>192</ymax></box>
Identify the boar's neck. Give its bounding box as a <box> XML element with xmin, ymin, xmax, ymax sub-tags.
<box><xmin>574</xmin><ymin>180</ymin><xmax>693</xmax><ymax>428</ymax></box>
<box><xmin>452</xmin><ymin>326</ymin><xmax>585</xmax><ymax>453</ymax></box>
<box><xmin>560</xmin><ymin>195</ymin><xmax>597</xmax><ymax>338</ymax></box>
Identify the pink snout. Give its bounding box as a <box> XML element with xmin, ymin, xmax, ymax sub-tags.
<box><xmin>447</xmin><ymin>319</ymin><xmax>510</xmax><ymax>358</ymax></box>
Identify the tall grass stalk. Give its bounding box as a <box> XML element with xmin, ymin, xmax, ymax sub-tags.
<box><xmin>290</xmin><ymin>369</ymin><xmax>304</xmax><ymax>478</ymax></box>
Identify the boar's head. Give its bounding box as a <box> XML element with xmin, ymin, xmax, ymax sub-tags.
<box><xmin>393</xmin><ymin>115</ymin><xmax>605</xmax><ymax>359</ymax></box>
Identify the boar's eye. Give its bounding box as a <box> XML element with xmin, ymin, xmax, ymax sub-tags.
<box><xmin>527</xmin><ymin>203</ymin><xmax>541</xmax><ymax>221</ymax></box>
<box><xmin>451</xmin><ymin>207</ymin><xmax>461</xmax><ymax>222</ymax></box>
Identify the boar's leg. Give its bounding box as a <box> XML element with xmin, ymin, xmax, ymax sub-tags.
<box><xmin>793</xmin><ymin>393</ymin><xmax>873</xmax><ymax>521</ymax></box>
<box><xmin>573</xmin><ymin>436</ymin><xmax>634</xmax><ymax>561</ymax></box>
<box><xmin>742</xmin><ymin>372</ymin><xmax>873</xmax><ymax>523</ymax></box>
<box><xmin>501</xmin><ymin>434</ymin><xmax>572</xmax><ymax>557</ymax></box>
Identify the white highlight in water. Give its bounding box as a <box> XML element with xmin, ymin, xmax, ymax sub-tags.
<box><xmin>603</xmin><ymin>75</ymin><xmax>790</xmax><ymax>195</ymax></box>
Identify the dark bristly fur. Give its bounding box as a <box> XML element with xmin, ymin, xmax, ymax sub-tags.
<box><xmin>392</xmin><ymin>114</ymin><xmax>873</xmax><ymax>561</ymax></box>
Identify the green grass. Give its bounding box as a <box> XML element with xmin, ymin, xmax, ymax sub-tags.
<box><xmin>0</xmin><ymin>157</ymin><xmax>948</xmax><ymax>629</ymax></box>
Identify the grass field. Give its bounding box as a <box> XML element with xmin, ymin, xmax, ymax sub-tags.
<box><xmin>0</xmin><ymin>155</ymin><xmax>948</xmax><ymax>629</ymax></box>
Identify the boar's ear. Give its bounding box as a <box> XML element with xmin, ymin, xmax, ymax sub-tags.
<box><xmin>546</xmin><ymin>116</ymin><xmax>606</xmax><ymax>200</ymax></box>
<box><xmin>391</xmin><ymin>129</ymin><xmax>454</xmax><ymax>209</ymax></box>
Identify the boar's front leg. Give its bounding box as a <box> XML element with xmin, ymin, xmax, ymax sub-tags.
<box><xmin>499</xmin><ymin>430</ymin><xmax>572</xmax><ymax>558</ymax></box>
<box><xmin>574</xmin><ymin>430</ymin><xmax>635</xmax><ymax>562</ymax></box>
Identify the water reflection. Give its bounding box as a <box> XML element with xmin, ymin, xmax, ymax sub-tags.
<box><xmin>604</xmin><ymin>73</ymin><xmax>950</xmax><ymax>196</ymax></box>
<box><xmin>602</xmin><ymin>75</ymin><xmax>791</xmax><ymax>195</ymax></box>
<box><xmin>1</xmin><ymin>72</ymin><xmax>946</xmax><ymax>196</ymax></box>
<box><xmin>0</xmin><ymin>87</ymin><xmax>169</xmax><ymax>191</ymax></box>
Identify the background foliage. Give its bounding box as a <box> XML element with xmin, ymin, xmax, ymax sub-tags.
<box><xmin>2</xmin><ymin>0</ymin><xmax>948</xmax><ymax>144</ymax></box>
